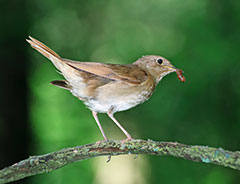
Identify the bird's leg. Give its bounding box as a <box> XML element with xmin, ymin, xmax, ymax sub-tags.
<box><xmin>107</xmin><ymin>111</ymin><xmax>132</xmax><ymax>141</ymax></box>
<box><xmin>92</xmin><ymin>111</ymin><xmax>108</xmax><ymax>143</ymax></box>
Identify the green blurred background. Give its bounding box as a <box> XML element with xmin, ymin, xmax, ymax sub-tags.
<box><xmin>1</xmin><ymin>0</ymin><xmax>240</xmax><ymax>183</ymax></box>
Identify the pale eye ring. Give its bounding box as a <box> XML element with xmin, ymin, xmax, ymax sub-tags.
<box><xmin>157</xmin><ymin>58</ymin><xmax>163</xmax><ymax>64</ymax></box>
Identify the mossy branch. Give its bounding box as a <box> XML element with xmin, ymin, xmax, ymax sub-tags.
<box><xmin>1</xmin><ymin>139</ymin><xmax>240</xmax><ymax>184</ymax></box>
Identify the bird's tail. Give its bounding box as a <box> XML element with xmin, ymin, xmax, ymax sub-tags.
<box><xmin>26</xmin><ymin>36</ymin><xmax>65</xmax><ymax>71</ymax></box>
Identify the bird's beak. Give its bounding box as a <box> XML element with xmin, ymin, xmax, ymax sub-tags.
<box><xmin>164</xmin><ymin>65</ymin><xmax>178</xmax><ymax>72</ymax></box>
<box><xmin>164</xmin><ymin>65</ymin><xmax>186</xmax><ymax>82</ymax></box>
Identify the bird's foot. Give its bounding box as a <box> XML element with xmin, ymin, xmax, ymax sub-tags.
<box><xmin>95</xmin><ymin>139</ymin><xmax>108</xmax><ymax>145</ymax></box>
<box><xmin>121</xmin><ymin>137</ymin><xmax>132</xmax><ymax>144</ymax></box>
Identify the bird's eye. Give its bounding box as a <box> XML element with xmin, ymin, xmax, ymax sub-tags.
<box><xmin>157</xmin><ymin>58</ymin><xmax>163</xmax><ymax>64</ymax></box>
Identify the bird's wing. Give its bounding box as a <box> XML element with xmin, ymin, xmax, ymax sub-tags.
<box><xmin>26</xmin><ymin>36</ymin><xmax>148</xmax><ymax>85</ymax></box>
<box><xmin>63</xmin><ymin>59</ymin><xmax>149</xmax><ymax>85</ymax></box>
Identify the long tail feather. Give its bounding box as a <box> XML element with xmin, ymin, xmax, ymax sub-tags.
<box><xmin>26</xmin><ymin>36</ymin><xmax>61</xmax><ymax>60</ymax></box>
<box><xmin>26</xmin><ymin>36</ymin><xmax>67</xmax><ymax>72</ymax></box>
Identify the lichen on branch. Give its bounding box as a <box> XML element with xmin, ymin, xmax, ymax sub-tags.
<box><xmin>0</xmin><ymin>139</ymin><xmax>240</xmax><ymax>184</ymax></box>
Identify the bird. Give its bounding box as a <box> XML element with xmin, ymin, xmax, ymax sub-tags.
<box><xmin>26</xmin><ymin>36</ymin><xmax>185</xmax><ymax>142</ymax></box>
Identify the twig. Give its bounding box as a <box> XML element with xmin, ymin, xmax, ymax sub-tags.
<box><xmin>0</xmin><ymin>139</ymin><xmax>240</xmax><ymax>184</ymax></box>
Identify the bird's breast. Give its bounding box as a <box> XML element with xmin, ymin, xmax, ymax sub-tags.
<box><xmin>84</xmin><ymin>76</ymin><xmax>155</xmax><ymax>113</ymax></box>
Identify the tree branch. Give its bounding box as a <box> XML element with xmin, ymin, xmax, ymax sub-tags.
<box><xmin>1</xmin><ymin>139</ymin><xmax>240</xmax><ymax>184</ymax></box>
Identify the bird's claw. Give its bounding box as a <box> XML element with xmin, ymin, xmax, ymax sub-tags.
<box><xmin>95</xmin><ymin>139</ymin><xmax>108</xmax><ymax>145</ymax></box>
<box><xmin>121</xmin><ymin>137</ymin><xmax>132</xmax><ymax>144</ymax></box>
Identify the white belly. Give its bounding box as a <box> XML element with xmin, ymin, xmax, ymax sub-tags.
<box><xmin>84</xmin><ymin>97</ymin><xmax>140</xmax><ymax>113</ymax></box>
<box><xmin>84</xmin><ymin>85</ymin><xmax>153</xmax><ymax>113</ymax></box>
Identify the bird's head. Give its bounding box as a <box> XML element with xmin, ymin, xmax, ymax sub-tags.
<box><xmin>134</xmin><ymin>55</ymin><xmax>181</xmax><ymax>83</ymax></box>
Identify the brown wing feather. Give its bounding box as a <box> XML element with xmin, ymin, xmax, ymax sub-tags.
<box><xmin>63</xmin><ymin>59</ymin><xmax>148</xmax><ymax>84</ymax></box>
<box><xmin>26</xmin><ymin>36</ymin><xmax>148</xmax><ymax>98</ymax></box>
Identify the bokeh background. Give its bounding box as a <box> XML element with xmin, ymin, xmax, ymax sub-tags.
<box><xmin>1</xmin><ymin>0</ymin><xmax>240</xmax><ymax>183</ymax></box>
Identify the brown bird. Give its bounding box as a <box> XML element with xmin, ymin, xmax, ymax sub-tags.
<box><xmin>26</xmin><ymin>36</ymin><xmax>185</xmax><ymax>141</ymax></box>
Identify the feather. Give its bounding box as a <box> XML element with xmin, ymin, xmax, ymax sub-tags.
<box><xmin>63</xmin><ymin>59</ymin><xmax>148</xmax><ymax>84</ymax></box>
<box><xmin>50</xmin><ymin>80</ymin><xmax>72</xmax><ymax>90</ymax></box>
